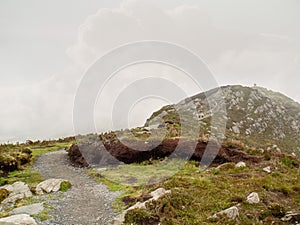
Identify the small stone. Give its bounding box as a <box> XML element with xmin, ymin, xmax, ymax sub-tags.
<box><xmin>263</xmin><ymin>166</ymin><xmax>271</xmax><ymax>173</ymax></box>
<box><xmin>281</xmin><ymin>211</ymin><xmax>300</xmax><ymax>222</ymax></box>
<box><xmin>150</xmin><ymin>188</ymin><xmax>171</xmax><ymax>200</ymax></box>
<box><xmin>232</xmin><ymin>126</ymin><xmax>240</xmax><ymax>134</ymax></box>
<box><xmin>235</xmin><ymin>162</ymin><xmax>246</xmax><ymax>168</ymax></box>
<box><xmin>10</xmin><ymin>203</ymin><xmax>44</xmax><ymax>216</ymax></box>
<box><xmin>0</xmin><ymin>214</ymin><xmax>37</xmax><ymax>225</ymax></box>
<box><xmin>247</xmin><ymin>192</ymin><xmax>260</xmax><ymax>204</ymax></box>
<box><xmin>209</xmin><ymin>206</ymin><xmax>239</xmax><ymax>220</ymax></box>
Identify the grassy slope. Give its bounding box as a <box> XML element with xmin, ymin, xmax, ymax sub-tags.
<box><xmin>0</xmin><ymin>140</ymin><xmax>74</xmax><ymax>220</ymax></box>
<box><xmin>0</xmin><ymin>141</ymin><xmax>73</xmax><ymax>186</ymax></box>
<box><xmin>92</xmin><ymin>149</ymin><xmax>300</xmax><ymax>225</ymax></box>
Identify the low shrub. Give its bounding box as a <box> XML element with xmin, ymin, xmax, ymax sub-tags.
<box><xmin>60</xmin><ymin>181</ymin><xmax>72</xmax><ymax>192</ymax></box>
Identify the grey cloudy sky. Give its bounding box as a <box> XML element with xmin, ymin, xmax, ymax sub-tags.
<box><xmin>0</xmin><ymin>0</ymin><xmax>299</xmax><ymax>142</ymax></box>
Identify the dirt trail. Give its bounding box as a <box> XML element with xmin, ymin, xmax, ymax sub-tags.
<box><xmin>34</xmin><ymin>150</ymin><xmax>120</xmax><ymax>225</ymax></box>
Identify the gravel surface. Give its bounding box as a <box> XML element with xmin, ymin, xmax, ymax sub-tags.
<box><xmin>34</xmin><ymin>150</ymin><xmax>120</xmax><ymax>225</ymax></box>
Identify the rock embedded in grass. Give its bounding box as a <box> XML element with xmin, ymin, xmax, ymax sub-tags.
<box><xmin>246</xmin><ymin>192</ymin><xmax>260</xmax><ymax>204</ymax></box>
<box><xmin>112</xmin><ymin>188</ymin><xmax>171</xmax><ymax>225</ymax></box>
<box><xmin>263</xmin><ymin>166</ymin><xmax>271</xmax><ymax>173</ymax></box>
<box><xmin>10</xmin><ymin>203</ymin><xmax>44</xmax><ymax>216</ymax></box>
<box><xmin>36</xmin><ymin>179</ymin><xmax>70</xmax><ymax>195</ymax></box>
<box><xmin>209</xmin><ymin>206</ymin><xmax>239</xmax><ymax>220</ymax></box>
<box><xmin>281</xmin><ymin>211</ymin><xmax>300</xmax><ymax>223</ymax></box>
<box><xmin>235</xmin><ymin>161</ymin><xmax>246</xmax><ymax>168</ymax></box>
<box><xmin>0</xmin><ymin>213</ymin><xmax>37</xmax><ymax>225</ymax></box>
<box><xmin>1</xmin><ymin>182</ymin><xmax>32</xmax><ymax>205</ymax></box>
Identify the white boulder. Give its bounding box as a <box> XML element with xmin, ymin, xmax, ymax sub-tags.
<box><xmin>235</xmin><ymin>162</ymin><xmax>246</xmax><ymax>168</ymax></box>
<box><xmin>263</xmin><ymin>166</ymin><xmax>271</xmax><ymax>173</ymax></box>
<box><xmin>0</xmin><ymin>214</ymin><xmax>37</xmax><ymax>225</ymax></box>
<box><xmin>210</xmin><ymin>206</ymin><xmax>239</xmax><ymax>220</ymax></box>
<box><xmin>1</xmin><ymin>182</ymin><xmax>32</xmax><ymax>205</ymax></box>
<box><xmin>10</xmin><ymin>203</ymin><xmax>44</xmax><ymax>216</ymax></box>
<box><xmin>36</xmin><ymin>178</ymin><xmax>69</xmax><ymax>195</ymax></box>
<box><xmin>247</xmin><ymin>192</ymin><xmax>260</xmax><ymax>204</ymax></box>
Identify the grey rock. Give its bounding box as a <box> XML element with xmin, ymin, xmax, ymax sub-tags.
<box><xmin>0</xmin><ymin>214</ymin><xmax>37</xmax><ymax>225</ymax></box>
<box><xmin>10</xmin><ymin>203</ymin><xmax>44</xmax><ymax>216</ymax></box>
<box><xmin>235</xmin><ymin>162</ymin><xmax>246</xmax><ymax>168</ymax></box>
<box><xmin>232</xmin><ymin>126</ymin><xmax>240</xmax><ymax>134</ymax></box>
<box><xmin>111</xmin><ymin>188</ymin><xmax>171</xmax><ymax>225</ymax></box>
<box><xmin>246</xmin><ymin>192</ymin><xmax>260</xmax><ymax>204</ymax></box>
<box><xmin>281</xmin><ymin>211</ymin><xmax>300</xmax><ymax>223</ymax></box>
<box><xmin>36</xmin><ymin>179</ymin><xmax>68</xmax><ymax>195</ymax></box>
<box><xmin>1</xmin><ymin>182</ymin><xmax>32</xmax><ymax>205</ymax></box>
<box><xmin>263</xmin><ymin>166</ymin><xmax>271</xmax><ymax>173</ymax></box>
<box><xmin>209</xmin><ymin>206</ymin><xmax>239</xmax><ymax>220</ymax></box>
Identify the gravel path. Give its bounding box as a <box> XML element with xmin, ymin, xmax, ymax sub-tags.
<box><xmin>34</xmin><ymin>150</ymin><xmax>120</xmax><ymax>225</ymax></box>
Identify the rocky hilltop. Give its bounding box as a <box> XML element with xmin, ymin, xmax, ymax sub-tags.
<box><xmin>146</xmin><ymin>85</ymin><xmax>300</xmax><ymax>157</ymax></box>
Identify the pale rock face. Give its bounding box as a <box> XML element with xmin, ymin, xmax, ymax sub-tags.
<box><xmin>281</xmin><ymin>211</ymin><xmax>300</xmax><ymax>222</ymax></box>
<box><xmin>209</xmin><ymin>206</ymin><xmax>239</xmax><ymax>220</ymax></box>
<box><xmin>235</xmin><ymin>161</ymin><xmax>246</xmax><ymax>168</ymax></box>
<box><xmin>1</xmin><ymin>182</ymin><xmax>32</xmax><ymax>205</ymax></box>
<box><xmin>10</xmin><ymin>203</ymin><xmax>44</xmax><ymax>216</ymax></box>
<box><xmin>111</xmin><ymin>188</ymin><xmax>171</xmax><ymax>225</ymax></box>
<box><xmin>36</xmin><ymin>179</ymin><xmax>69</xmax><ymax>195</ymax></box>
<box><xmin>150</xmin><ymin>188</ymin><xmax>171</xmax><ymax>201</ymax></box>
<box><xmin>0</xmin><ymin>214</ymin><xmax>37</xmax><ymax>225</ymax></box>
<box><xmin>247</xmin><ymin>192</ymin><xmax>260</xmax><ymax>204</ymax></box>
<box><xmin>232</xmin><ymin>126</ymin><xmax>240</xmax><ymax>134</ymax></box>
<box><xmin>263</xmin><ymin>166</ymin><xmax>271</xmax><ymax>173</ymax></box>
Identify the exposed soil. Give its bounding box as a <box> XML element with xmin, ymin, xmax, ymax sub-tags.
<box><xmin>34</xmin><ymin>150</ymin><xmax>120</xmax><ymax>225</ymax></box>
<box><xmin>68</xmin><ymin>133</ymin><xmax>262</xmax><ymax>167</ymax></box>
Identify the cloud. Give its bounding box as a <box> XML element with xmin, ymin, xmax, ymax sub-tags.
<box><xmin>1</xmin><ymin>0</ymin><xmax>299</xmax><ymax>142</ymax></box>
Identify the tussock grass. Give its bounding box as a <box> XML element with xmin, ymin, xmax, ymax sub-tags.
<box><xmin>96</xmin><ymin>152</ymin><xmax>300</xmax><ymax>224</ymax></box>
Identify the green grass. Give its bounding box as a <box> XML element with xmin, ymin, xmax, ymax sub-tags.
<box><xmin>95</xmin><ymin>153</ymin><xmax>300</xmax><ymax>225</ymax></box>
<box><xmin>0</xmin><ymin>142</ymin><xmax>73</xmax><ymax>187</ymax></box>
<box><xmin>97</xmin><ymin>159</ymin><xmax>186</xmax><ymax>186</ymax></box>
<box><xmin>33</xmin><ymin>204</ymin><xmax>53</xmax><ymax>221</ymax></box>
<box><xmin>0</xmin><ymin>140</ymin><xmax>74</xmax><ymax>219</ymax></box>
<box><xmin>30</xmin><ymin>142</ymin><xmax>72</xmax><ymax>162</ymax></box>
<box><xmin>60</xmin><ymin>181</ymin><xmax>72</xmax><ymax>192</ymax></box>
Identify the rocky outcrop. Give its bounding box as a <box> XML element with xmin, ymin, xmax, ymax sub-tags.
<box><xmin>209</xmin><ymin>206</ymin><xmax>239</xmax><ymax>220</ymax></box>
<box><xmin>146</xmin><ymin>85</ymin><xmax>300</xmax><ymax>157</ymax></box>
<box><xmin>1</xmin><ymin>182</ymin><xmax>32</xmax><ymax>206</ymax></box>
<box><xmin>281</xmin><ymin>211</ymin><xmax>300</xmax><ymax>223</ymax></box>
<box><xmin>36</xmin><ymin>179</ymin><xmax>70</xmax><ymax>195</ymax></box>
<box><xmin>10</xmin><ymin>203</ymin><xmax>44</xmax><ymax>216</ymax></box>
<box><xmin>111</xmin><ymin>188</ymin><xmax>171</xmax><ymax>225</ymax></box>
<box><xmin>0</xmin><ymin>214</ymin><xmax>37</xmax><ymax>225</ymax></box>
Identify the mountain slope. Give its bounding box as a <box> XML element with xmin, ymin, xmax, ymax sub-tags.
<box><xmin>145</xmin><ymin>85</ymin><xmax>300</xmax><ymax>157</ymax></box>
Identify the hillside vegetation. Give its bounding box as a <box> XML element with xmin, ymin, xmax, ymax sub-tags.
<box><xmin>146</xmin><ymin>85</ymin><xmax>300</xmax><ymax>157</ymax></box>
<box><xmin>68</xmin><ymin>85</ymin><xmax>300</xmax><ymax>224</ymax></box>
<box><xmin>0</xmin><ymin>137</ymin><xmax>74</xmax><ymax>186</ymax></box>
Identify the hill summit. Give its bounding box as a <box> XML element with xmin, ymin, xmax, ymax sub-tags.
<box><xmin>145</xmin><ymin>85</ymin><xmax>300</xmax><ymax>157</ymax></box>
